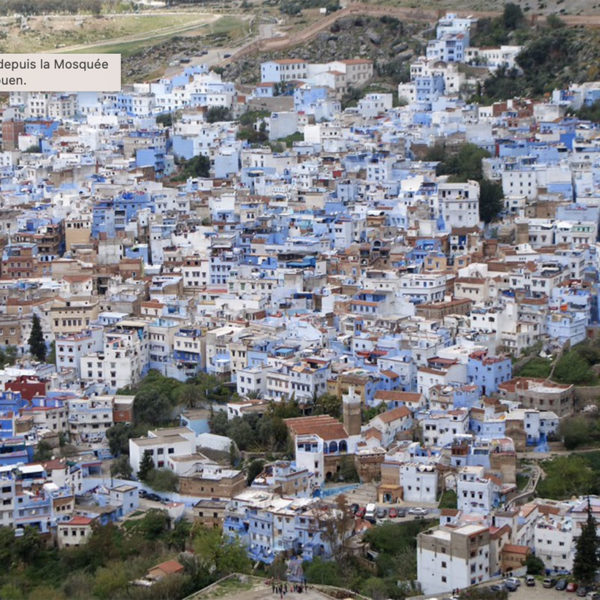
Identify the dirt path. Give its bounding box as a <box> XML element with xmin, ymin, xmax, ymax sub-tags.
<box><xmin>225</xmin><ymin>2</ymin><xmax>600</xmax><ymax>65</ymax></box>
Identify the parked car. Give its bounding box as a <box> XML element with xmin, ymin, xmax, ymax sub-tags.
<box><xmin>138</xmin><ymin>489</ymin><xmax>148</xmax><ymax>498</ymax></box>
<box><xmin>489</xmin><ymin>584</ymin><xmax>503</xmax><ymax>592</ymax></box>
<box><xmin>505</xmin><ymin>577</ymin><xmax>520</xmax><ymax>587</ymax></box>
<box><xmin>408</xmin><ymin>507</ymin><xmax>428</xmax><ymax>516</ymax></box>
<box><xmin>396</xmin><ymin>508</ymin><xmax>406</xmax><ymax>517</ymax></box>
<box><xmin>356</xmin><ymin>506</ymin><xmax>366</xmax><ymax>518</ymax></box>
<box><xmin>223</xmin><ymin>53</ymin><xmax>231</xmax><ymax>58</ymax></box>
<box><xmin>525</xmin><ymin>575</ymin><xmax>535</xmax><ymax>586</ymax></box>
<box><xmin>365</xmin><ymin>503</ymin><xmax>376</xmax><ymax>520</ymax></box>
<box><xmin>543</xmin><ymin>577</ymin><xmax>557</xmax><ymax>588</ymax></box>
<box><xmin>376</xmin><ymin>507</ymin><xmax>387</xmax><ymax>519</ymax></box>
<box><xmin>146</xmin><ymin>492</ymin><xmax>162</xmax><ymax>502</ymax></box>
<box><xmin>567</xmin><ymin>582</ymin><xmax>579</xmax><ymax>593</ymax></box>
<box><xmin>350</xmin><ymin>503</ymin><xmax>359</xmax><ymax>514</ymax></box>
<box><xmin>556</xmin><ymin>579</ymin><xmax>568</xmax><ymax>590</ymax></box>
<box><xmin>586</xmin><ymin>591</ymin><xmax>600</xmax><ymax>600</ymax></box>
<box><xmin>577</xmin><ymin>587</ymin><xmax>590</xmax><ymax>597</ymax></box>
<box><xmin>388</xmin><ymin>507</ymin><xmax>398</xmax><ymax>518</ymax></box>
<box><xmin>504</xmin><ymin>581</ymin><xmax>518</xmax><ymax>592</ymax></box>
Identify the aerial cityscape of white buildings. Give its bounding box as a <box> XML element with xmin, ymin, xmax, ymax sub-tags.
<box><xmin>0</xmin><ymin>10</ymin><xmax>598</xmax><ymax>596</ymax></box>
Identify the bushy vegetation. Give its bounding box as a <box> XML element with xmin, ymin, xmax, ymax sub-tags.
<box><xmin>171</xmin><ymin>155</ymin><xmax>210</xmax><ymax>182</ymax></box>
<box><xmin>205</xmin><ymin>106</ymin><xmax>233</xmax><ymax>123</ymax></box>
<box><xmin>476</xmin><ymin>20</ymin><xmax>597</xmax><ymax>103</ymax></box>
<box><xmin>0</xmin><ymin>513</ymin><xmax>248</xmax><ymax>599</ymax></box>
<box><xmin>438</xmin><ymin>489</ymin><xmax>457</xmax><ymax>509</ymax></box>
<box><xmin>304</xmin><ymin>520</ymin><xmax>433</xmax><ymax>599</ymax></box>
<box><xmin>574</xmin><ymin>100</ymin><xmax>600</xmax><ymax>123</ymax></box>
<box><xmin>279</xmin><ymin>0</ymin><xmax>339</xmax><ymax>16</ymax></box>
<box><xmin>0</xmin><ymin>0</ymin><xmax>103</xmax><ymax>15</ymax></box>
<box><xmin>517</xmin><ymin>357</ymin><xmax>552</xmax><ymax>379</ymax></box>
<box><xmin>209</xmin><ymin>399</ymin><xmax>296</xmax><ymax>453</ymax></box>
<box><xmin>525</xmin><ymin>554</ymin><xmax>545</xmax><ymax>575</ymax></box>
<box><xmin>560</xmin><ymin>416</ymin><xmax>600</xmax><ymax>451</ymax></box>
<box><xmin>517</xmin><ymin>340</ymin><xmax>600</xmax><ymax>386</ymax></box>
<box><xmin>536</xmin><ymin>453</ymin><xmax>600</xmax><ymax>499</ymax></box>
<box><xmin>470</xmin><ymin>3</ymin><xmax>527</xmax><ymax>48</ymax></box>
<box><xmin>106</xmin><ymin>370</ymin><xmax>233</xmax><ymax>460</ymax></box>
<box><xmin>573</xmin><ymin>501</ymin><xmax>600</xmax><ymax>586</ymax></box>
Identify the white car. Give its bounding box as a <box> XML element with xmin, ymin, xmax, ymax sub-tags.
<box><xmin>408</xmin><ymin>507</ymin><xmax>429</xmax><ymax>516</ymax></box>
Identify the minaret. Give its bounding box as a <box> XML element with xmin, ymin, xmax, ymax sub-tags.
<box><xmin>342</xmin><ymin>395</ymin><xmax>362</xmax><ymax>436</ymax></box>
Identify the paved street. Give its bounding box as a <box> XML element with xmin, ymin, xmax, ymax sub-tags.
<box><xmin>509</xmin><ymin>583</ymin><xmax>574</xmax><ymax>599</ymax></box>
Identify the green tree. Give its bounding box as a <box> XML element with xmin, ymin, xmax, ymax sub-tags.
<box><xmin>503</xmin><ymin>2</ymin><xmax>525</xmax><ymax>30</ymax></box>
<box><xmin>573</xmin><ymin>498</ymin><xmax>600</xmax><ymax>586</ymax></box>
<box><xmin>172</xmin><ymin>154</ymin><xmax>211</xmax><ymax>181</ymax></box>
<box><xmin>137</xmin><ymin>450</ymin><xmax>154</xmax><ymax>482</ymax></box>
<box><xmin>0</xmin><ymin>583</ymin><xmax>24</xmax><ymax>600</ymax></box>
<box><xmin>29</xmin><ymin>314</ymin><xmax>46</xmax><ymax>362</ymax></box>
<box><xmin>177</xmin><ymin>384</ymin><xmax>203</xmax><ymax>409</ymax></box>
<box><xmin>560</xmin><ymin>417</ymin><xmax>592</xmax><ymax>450</ymax></box>
<box><xmin>146</xmin><ymin>468</ymin><xmax>178</xmax><ymax>492</ymax></box>
<box><xmin>169</xmin><ymin>518</ymin><xmax>191</xmax><ymax>551</ymax></box>
<box><xmin>313</xmin><ymin>393</ymin><xmax>342</xmax><ymax>419</ymax></box>
<box><xmin>576</xmin><ymin>100</ymin><xmax>600</xmax><ymax>123</ymax></box>
<box><xmin>92</xmin><ymin>562</ymin><xmax>128</xmax><ymax>599</ymax></box>
<box><xmin>138</xmin><ymin>509</ymin><xmax>170</xmax><ymax>540</ymax></box>
<box><xmin>525</xmin><ymin>554</ymin><xmax>545</xmax><ymax>575</ymax></box>
<box><xmin>227</xmin><ymin>418</ymin><xmax>255</xmax><ymax>451</ymax></box>
<box><xmin>246</xmin><ymin>458</ymin><xmax>265</xmax><ymax>485</ymax></box>
<box><xmin>134</xmin><ymin>388</ymin><xmax>172</xmax><ymax>426</ymax></box>
<box><xmin>156</xmin><ymin>112</ymin><xmax>173</xmax><ymax>127</ymax></box>
<box><xmin>205</xmin><ymin>106</ymin><xmax>232</xmax><ymax>123</ymax></box>
<box><xmin>106</xmin><ymin>423</ymin><xmax>133</xmax><ymax>457</ymax></box>
<box><xmin>229</xmin><ymin>441</ymin><xmax>239</xmax><ymax>467</ymax></box>
<box><xmin>192</xmin><ymin>526</ymin><xmax>250</xmax><ymax>577</ymax></box>
<box><xmin>479</xmin><ymin>179</ymin><xmax>504</xmax><ymax>223</ymax></box>
<box><xmin>435</xmin><ymin>143</ymin><xmax>490</xmax><ymax>181</ymax></box>
<box><xmin>554</xmin><ymin>349</ymin><xmax>596</xmax><ymax>385</ymax></box>
<box><xmin>110</xmin><ymin>455</ymin><xmax>133</xmax><ymax>480</ymax></box>
<box><xmin>304</xmin><ymin>556</ymin><xmax>342</xmax><ymax>586</ymax></box>
<box><xmin>339</xmin><ymin>455</ymin><xmax>359</xmax><ymax>482</ymax></box>
<box><xmin>360</xmin><ymin>577</ymin><xmax>388</xmax><ymax>600</ymax></box>
<box><xmin>209</xmin><ymin>410</ymin><xmax>229</xmax><ymax>436</ymax></box>
<box><xmin>33</xmin><ymin>440</ymin><xmax>53</xmax><ymax>462</ymax></box>
<box><xmin>28</xmin><ymin>587</ymin><xmax>66</xmax><ymax>600</ymax></box>
<box><xmin>536</xmin><ymin>455</ymin><xmax>594</xmax><ymax>499</ymax></box>
<box><xmin>13</xmin><ymin>526</ymin><xmax>43</xmax><ymax>564</ymax></box>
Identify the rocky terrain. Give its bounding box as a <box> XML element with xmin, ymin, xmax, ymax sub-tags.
<box><xmin>221</xmin><ymin>15</ymin><xmax>430</xmax><ymax>86</ymax></box>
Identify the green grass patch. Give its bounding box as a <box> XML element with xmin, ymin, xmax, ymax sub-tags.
<box><xmin>210</xmin><ymin>15</ymin><xmax>249</xmax><ymax>37</ymax></box>
<box><xmin>536</xmin><ymin>452</ymin><xmax>600</xmax><ymax>499</ymax></box>
<box><xmin>438</xmin><ymin>489</ymin><xmax>457</xmax><ymax>509</ymax></box>
<box><xmin>516</xmin><ymin>473</ymin><xmax>529</xmax><ymax>491</ymax></box>
<box><xmin>516</xmin><ymin>356</ymin><xmax>552</xmax><ymax>378</ymax></box>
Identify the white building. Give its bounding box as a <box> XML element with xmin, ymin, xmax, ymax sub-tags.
<box><xmin>457</xmin><ymin>466</ymin><xmax>499</xmax><ymax>515</ymax></box>
<box><xmin>56</xmin><ymin>327</ymin><xmax>103</xmax><ymax>377</ymax></box>
<box><xmin>128</xmin><ymin>426</ymin><xmax>196</xmax><ymax>474</ymax></box>
<box><xmin>68</xmin><ymin>396</ymin><xmax>114</xmax><ymax>444</ymax></box>
<box><xmin>437</xmin><ymin>181</ymin><xmax>480</xmax><ymax>228</ymax></box>
<box><xmin>417</xmin><ymin>524</ymin><xmax>492</xmax><ymax>595</ymax></box>
<box><xmin>534</xmin><ymin>515</ymin><xmax>574</xmax><ymax>572</ymax></box>
<box><xmin>401</xmin><ymin>463</ymin><xmax>438</xmax><ymax>504</ymax></box>
<box><xmin>421</xmin><ymin>409</ymin><xmax>469</xmax><ymax>447</ymax></box>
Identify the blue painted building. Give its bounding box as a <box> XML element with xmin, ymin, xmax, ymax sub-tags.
<box><xmin>467</xmin><ymin>351</ymin><xmax>512</xmax><ymax>396</ymax></box>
